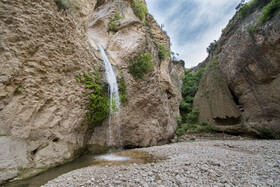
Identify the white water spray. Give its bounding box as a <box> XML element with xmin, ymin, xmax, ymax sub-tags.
<box><xmin>96</xmin><ymin>43</ymin><xmax>122</xmax><ymax>149</ymax></box>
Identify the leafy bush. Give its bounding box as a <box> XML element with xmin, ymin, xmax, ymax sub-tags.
<box><xmin>206</xmin><ymin>40</ymin><xmax>218</xmax><ymax>54</ymax></box>
<box><xmin>176</xmin><ymin>128</ymin><xmax>185</xmax><ymax>136</ymax></box>
<box><xmin>238</xmin><ymin>0</ymin><xmax>270</xmax><ymax>20</ymax></box>
<box><xmin>108</xmin><ymin>12</ymin><xmax>124</xmax><ymax>32</ymax></box>
<box><xmin>180</xmin><ymin>68</ymin><xmax>205</xmax><ymax>117</ymax></box>
<box><xmin>56</xmin><ymin>0</ymin><xmax>70</xmax><ymax>11</ymax></box>
<box><xmin>158</xmin><ymin>44</ymin><xmax>169</xmax><ymax>61</ymax></box>
<box><xmin>119</xmin><ymin>76</ymin><xmax>128</xmax><ymax>104</ymax></box>
<box><xmin>132</xmin><ymin>0</ymin><xmax>148</xmax><ymax>21</ymax></box>
<box><xmin>129</xmin><ymin>53</ymin><xmax>154</xmax><ymax>79</ymax></box>
<box><xmin>259</xmin><ymin>0</ymin><xmax>280</xmax><ymax>23</ymax></box>
<box><xmin>76</xmin><ymin>71</ymin><xmax>110</xmax><ymax>125</ymax></box>
<box><xmin>185</xmin><ymin>108</ymin><xmax>199</xmax><ymax>124</ymax></box>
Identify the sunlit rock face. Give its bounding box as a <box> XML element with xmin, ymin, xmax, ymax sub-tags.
<box><xmin>0</xmin><ymin>0</ymin><xmax>183</xmax><ymax>183</ymax></box>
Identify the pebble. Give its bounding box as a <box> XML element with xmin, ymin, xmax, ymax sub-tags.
<box><xmin>43</xmin><ymin>140</ymin><xmax>280</xmax><ymax>187</ymax></box>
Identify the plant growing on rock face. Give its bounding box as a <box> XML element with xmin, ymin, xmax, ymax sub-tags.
<box><xmin>158</xmin><ymin>44</ymin><xmax>169</xmax><ymax>61</ymax></box>
<box><xmin>206</xmin><ymin>40</ymin><xmax>218</xmax><ymax>54</ymax></box>
<box><xmin>56</xmin><ymin>0</ymin><xmax>70</xmax><ymax>11</ymax></box>
<box><xmin>129</xmin><ymin>53</ymin><xmax>154</xmax><ymax>79</ymax></box>
<box><xmin>132</xmin><ymin>0</ymin><xmax>148</xmax><ymax>21</ymax></box>
<box><xmin>259</xmin><ymin>0</ymin><xmax>280</xmax><ymax>23</ymax></box>
<box><xmin>238</xmin><ymin>0</ymin><xmax>270</xmax><ymax>20</ymax></box>
<box><xmin>76</xmin><ymin>71</ymin><xmax>110</xmax><ymax>125</ymax></box>
<box><xmin>118</xmin><ymin>76</ymin><xmax>128</xmax><ymax>104</ymax></box>
<box><xmin>108</xmin><ymin>12</ymin><xmax>124</xmax><ymax>32</ymax></box>
<box><xmin>248</xmin><ymin>23</ymin><xmax>259</xmax><ymax>35</ymax></box>
<box><xmin>16</xmin><ymin>87</ymin><xmax>23</xmax><ymax>93</ymax></box>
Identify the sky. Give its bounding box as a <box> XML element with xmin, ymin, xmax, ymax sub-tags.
<box><xmin>146</xmin><ymin>0</ymin><xmax>241</xmax><ymax>68</ymax></box>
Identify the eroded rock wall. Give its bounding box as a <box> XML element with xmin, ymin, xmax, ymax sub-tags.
<box><xmin>87</xmin><ymin>0</ymin><xmax>183</xmax><ymax>148</ymax></box>
<box><xmin>0</xmin><ymin>0</ymin><xmax>183</xmax><ymax>183</ymax></box>
<box><xmin>0</xmin><ymin>0</ymin><xmax>98</xmax><ymax>183</ymax></box>
<box><xmin>193</xmin><ymin>10</ymin><xmax>280</xmax><ymax>135</ymax></box>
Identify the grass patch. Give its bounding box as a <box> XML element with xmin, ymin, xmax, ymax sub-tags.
<box><xmin>108</xmin><ymin>12</ymin><xmax>124</xmax><ymax>32</ymax></box>
<box><xmin>76</xmin><ymin>71</ymin><xmax>110</xmax><ymax>125</ymax></box>
<box><xmin>132</xmin><ymin>0</ymin><xmax>148</xmax><ymax>21</ymax></box>
<box><xmin>128</xmin><ymin>53</ymin><xmax>154</xmax><ymax>79</ymax></box>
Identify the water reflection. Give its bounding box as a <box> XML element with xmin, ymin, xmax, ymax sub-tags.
<box><xmin>3</xmin><ymin>150</ymin><xmax>158</xmax><ymax>187</ymax></box>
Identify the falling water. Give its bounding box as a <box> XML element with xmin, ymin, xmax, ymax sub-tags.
<box><xmin>96</xmin><ymin>43</ymin><xmax>122</xmax><ymax>149</ymax></box>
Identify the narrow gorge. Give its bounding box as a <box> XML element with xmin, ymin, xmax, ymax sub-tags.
<box><xmin>0</xmin><ymin>0</ymin><xmax>279</xmax><ymax>186</ymax></box>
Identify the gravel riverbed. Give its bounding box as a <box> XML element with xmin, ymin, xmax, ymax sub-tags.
<box><xmin>43</xmin><ymin>140</ymin><xmax>280</xmax><ymax>187</ymax></box>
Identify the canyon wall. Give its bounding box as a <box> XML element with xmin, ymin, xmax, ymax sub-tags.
<box><xmin>194</xmin><ymin>10</ymin><xmax>280</xmax><ymax>136</ymax></box>
<box><xmin>0</xmin><ymin>0</ymin><xmax>183</xmax><ymax>183</ymax></box>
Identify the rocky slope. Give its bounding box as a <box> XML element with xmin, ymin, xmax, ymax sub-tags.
<box><xmin>193</xmin><ymin>9</ymin><xmax>280</xmax><ymax>136</ymax></box>
<box><xmin>0</xmin><ymin>0</ymin><xmax>184</xmax><ymax>183</ymax></box>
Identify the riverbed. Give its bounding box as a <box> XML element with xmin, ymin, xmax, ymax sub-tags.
<box><xmin>43</xmin><ymin>139</ymin><xmax>280</xmax><ymax>186</ymax></box>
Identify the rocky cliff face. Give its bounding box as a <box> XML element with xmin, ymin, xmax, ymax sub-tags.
<box><xmin>194</xmin><ymin>10</ymin><xmax>280</xmax><ymax>136</ymax></box>
<box><xmin>0</xmin><ymin>0</ymin><xmax>183</xmax><ymax>183</ymax></box>
<box><xmin>87</xmin><ymin>0</ymin><xmax>182</xmax><ymax>149</ymax></box>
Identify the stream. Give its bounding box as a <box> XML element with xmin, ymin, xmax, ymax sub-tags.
<box><xmin>3</xmin><ymin>149</ymin><xmax>158</xmax><ymax>187</ymax></box>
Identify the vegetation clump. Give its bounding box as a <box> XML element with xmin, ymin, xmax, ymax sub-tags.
<box><xmin>180</xmin><ymin>68</ymin><xmax>205</xmax><ymax>118</ymax></box>
<box><xmin>256</xmin><ymin>128</ymin><xmax>280</xmax><ymax>139</ymax></box>
<box><xmin>132</xmin><ymin>0</ymin><xmax>148</xmax><ymax>21</ymax></box>
<box><xmin>238</xmin><ymin>0</ymin><xmax>269</xmax><ymax>20</ymax></box>
<box><xmin>16</xmin><ymin>87</ymin><xmax>23</xmax><ymax>93</ymax></box>
<box><xmin>129</xmin><ymin>53</ymin><xmax>154</xmax><ymax>79</ymax></box>
<box><xmin>259</xmin><ymin>0</ymin><xmax>280</xmax><ymax>23</ymax></box>
<box><xmin>158</xmin><ymin>44</ymin><xmax>169</xmax><ymax>61</ymax></box>
<box><xmin>108</xmin><ymin>12</ymin><xmax>124</xmax><ymax>32</ymax></box>
<box><xmin>206</xmin><ymin>40</ymin><xmax>219</xmax><ymax>54</ymax></box>
<box><xmin>55</xmin><ymin>0</ymin><xmax>70</xmax><ymax>11</ymax></box>
<box><xmin>76</xmin><ymin>71</ymin><xmax>110</xmax><ymax>125</ymax></box>
<box><xmin>118</xmin><ymin>76</ymin><xmax>128</xmax><ymax>104</ymax></box>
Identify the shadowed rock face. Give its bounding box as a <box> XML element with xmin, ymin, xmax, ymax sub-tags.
<box><xmin>219</xmin><ymin>12</ymin><xmax>280</xmax><ymax>132</ymax></box>
<box><xmin>194</xmin><ymin>11</ymin><xmax>280</xmax><ymax>135</ymax></box>
<box><xmin>0</xmin><ymin>0</ymin><xmax>183</xmax><ymax>183</ymax></box>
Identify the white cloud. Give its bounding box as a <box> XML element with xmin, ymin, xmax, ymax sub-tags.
<box><xmin>146</xmin><ymin>0</ymin><xmax>240</xmax><ymax>68</ymax></box>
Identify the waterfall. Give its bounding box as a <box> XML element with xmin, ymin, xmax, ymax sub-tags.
<box><xmin>96</xmin><ymin>43</ymin><xmax>122</xmax><ymax>149</ymax></box>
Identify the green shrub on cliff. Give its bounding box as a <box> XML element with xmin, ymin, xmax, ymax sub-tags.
<box><xmin>108</xmin><ymin>12</ymin><xmax>124</xmax><ymax>32</ymax></box>
<box><xmin>158</xmin><ymin>44</ymin><xmax>169</xmax><ymax>61</ymax></box>
<box><xmin>132</xmin><ymin>0</ymin><xmax>148</xmax><ymax>21</ymax></box>
<box><xmin>76</xmin><ymin>71</ymin><xmax>110</xmax><ymax>125</ymax></box>
<box><xmin>129</xmin><ymin>53</ymin><xmax>154</xmax><ymax>79</ymax></box>
<box><xmin>259</xmin><ymin>0</ymin><xmax>280</xmax><ymax>23</ymax></box>
<box><xmin>238</xmin><ymin>0</ymin><xmax>270</xmax><ymax>20</ymax></box>
<box><xmin>56</xmin><ymin>0</ymin><xmax>70</xmax><ymax>11</ymax></box>
<box><xmin>119</xmin><ymin>76</ymin><xmax>128</xmax><ymax>104</ymax></box>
